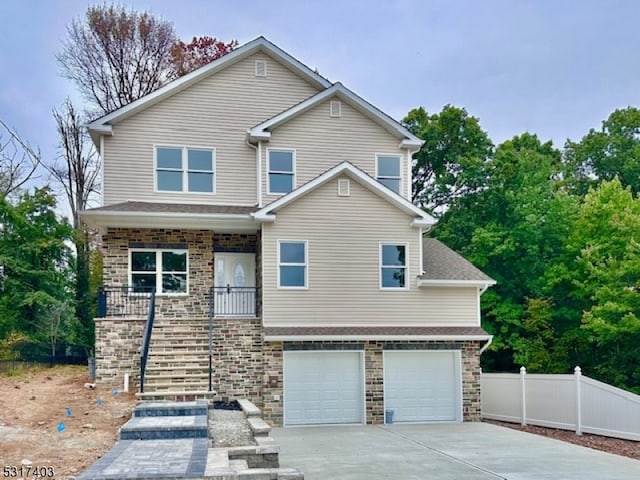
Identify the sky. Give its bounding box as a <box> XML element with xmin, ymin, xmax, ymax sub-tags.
<box><xmin>1</xmin><ymin>0</ymin><xmax>639</xmax><ymax>194</ymax></box>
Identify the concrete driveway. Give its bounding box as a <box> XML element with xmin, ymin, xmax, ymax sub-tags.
<box><xmin>272</xmin><ymin>422</ymin><xmax>640</xmax><ymax>480</ymax></box>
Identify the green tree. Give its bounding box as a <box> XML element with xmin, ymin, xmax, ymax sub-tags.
<box><xmin>435</xmin><ymin>134</ymin><xmax>577</xmax><ymax>371</ymax></box>
<box><xmin>403</xmin><ymin>105</ymin><xmax>493</xmax><ymax>216</ymax></box>
<box><xmin>0</xmin><ymin>188</ymin><xmax>74</xmax><ymax>354</ymax></box>
<box><xmin>559</xmin><ymin>179</ymin><xmax>640</xmax><ymax>391</ymax></box>
<box><xmin>564</xmin><ymin>107</ymin><xmax>640</xmax><ymax>196</ymax></box>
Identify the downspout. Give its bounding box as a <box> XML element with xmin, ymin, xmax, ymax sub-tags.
<box><xmin>99</xmin><ymin>135</ymin><xmax>105</xmax><ymax>205</ymax></box>
<box><xmin>247</xmin><ymin>139</ymin><xmax>261</xmax><ymax>207</ymax></box>
<box><xmin>480</xmin><ymin>336</ymin><xmax>493</xmax><ymax>354</ymax></box>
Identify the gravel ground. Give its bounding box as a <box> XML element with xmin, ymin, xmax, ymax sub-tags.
<box><xmin>485</xmin><ymin>420</ymin><xmax>640</xmax><ymax>460</ymax></box>
<box><xmin>208</xmin><ymin>409</ymin><xmax>254</xmax><ymax>447</ymax></box>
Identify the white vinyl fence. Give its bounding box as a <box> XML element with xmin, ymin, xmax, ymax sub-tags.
<box><xmin>481</xmin><ymin>367</ymin><xmax>640</xmax><ymax>441</ymax></box>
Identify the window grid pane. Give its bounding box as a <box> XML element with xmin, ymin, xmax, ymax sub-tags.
<box><xmin>188</xmin><ymin>149</ymin><xmax>213</xmax><ymax>171</ymax></box>
<box><xmin>269</xmin><ymin>151</ymin><xmax>293</xmax><ymax>172</ymax></box>
<box><xmin>280</xmin><ymin>266</ymin><xmax>305</xmax><ymax>287</ymax></box>
<box><xmin>269</xmin><ymin>173</ymin><xmax>293</xmax><ymax>194</ymax></box>
<box><xmin>157</xmin><ymin>170</ymin><xmax>183</xmax><ymax>191</ymax></box>
<box><xmin>377</xmin><ymin>156</ymin><xmax>401</xmax><ymax>177</ymax></box>
<box><xmin>188</xmin><ymin>172</ymin><xmax>213</xmax><ymax>192</ymax></box>
<box><xmin>157</xmin><ymin>148</ymin><xmax>182</xmax><ymax>169</ymax></box>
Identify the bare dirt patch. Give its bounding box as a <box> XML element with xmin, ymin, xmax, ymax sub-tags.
<box><xmin>0</xmin><ymin>365</ymin><xmax>135</xmax><ymax>478</ymax></box>
<box><xmin>485</xmin><ymin>420</ymin><xmax>640</xmax><ymax>460</ymax></box>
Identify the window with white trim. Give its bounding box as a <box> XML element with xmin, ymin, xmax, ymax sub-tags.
<box><xmin>130</xmin><ymin>249</ymin><xmax>188</xmax><ymax>294</ymax></box>
<box><xmin>376</xmin><ymin>155</ymin><xmax>401</xmax><ymax>194</ymax></box>
<box><xmin>156</xmin><ymin>146</ymin><xmax>215</xmax><ymax>193</ymax></box>
<box><xmin>380</xmin><ymin>244</ymin><xmax>407</xmax><ymax>289</ymax></box>
<box><xmin>278</xmin><ymin>241</ymin><xmax>307</xmax><ymax>288</ymax></box>
<box><xmin>268</xmin><ymin>149</ymin><xmax>295</xmax><ymax>194</ymax></box>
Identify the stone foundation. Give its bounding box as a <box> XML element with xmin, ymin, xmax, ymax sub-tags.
<box><xmin>95</xmin><ymin>316</ymin><xmax>145</xmax><ymax>386</ymax></box>
<box><xmin>213</xmin><ymin>317</ymin><xmax>264</xmax><ymax>406</ymax></box>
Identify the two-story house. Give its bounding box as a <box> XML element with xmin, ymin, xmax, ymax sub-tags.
<box><xmin>82</xmin><ymin>37</ymin><xmax>495</xmax><ymax>427</ymax></box>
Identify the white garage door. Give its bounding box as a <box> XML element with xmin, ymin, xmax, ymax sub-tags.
<box><xmin>384</xmin><ymin>350</ymin><xmax>461</xmax><ymax>423</ymax></box>
<box><xmin>284</xmin><ymin>351</ymin><xmax>364</xmax><ymax>426</ymax></box>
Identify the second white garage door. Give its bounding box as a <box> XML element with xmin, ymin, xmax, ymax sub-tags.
<box><xmin>284</xmin><ymin>351</ymin><xmax>364</xmax><ymax>426</ymax></box>
<box><xmin>384</xmin><ymin>350</ymin><xmax>462</xmax><ymax>423</ymax></box>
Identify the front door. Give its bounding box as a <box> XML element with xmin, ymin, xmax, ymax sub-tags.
<box><xmin>214</xmin><ymin>253</ymin><xmax>256</xmax><ymax>316</ymax></box>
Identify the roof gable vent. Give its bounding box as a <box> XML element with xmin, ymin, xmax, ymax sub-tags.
<box><xmin>338</xmin><ymin>178</ymin><xmax>350</xmax><ymax>197</ymax></box>
<box><xmin>330</xmin><ymin>100</ymin><xmax>342</xmax><ymax>117</ymax></box>
<box><xmin>255</xmin><ymin>60</ymin><xmax>267</xmax><ymax>77</ymax></box>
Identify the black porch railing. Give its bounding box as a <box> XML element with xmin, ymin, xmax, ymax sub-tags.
<box><xmin>210</xmin><ymin>286</ymin><xmax>258</xmax><ymax>317</ymax></box>
<box><xmin>96</xmin><ymin>286</ymin><xmax>156</xmax><ymax>317</ymax></box>
<box><xmin>139</xmin><ymin>288</ymin><xmax>156</xmax><ymax>394</ymax></box>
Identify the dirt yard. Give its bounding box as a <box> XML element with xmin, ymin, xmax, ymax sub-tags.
<box><xmin>0</xmin><ymin>365</ymin><xmax>136</xmax><ymax>479</ymax></box>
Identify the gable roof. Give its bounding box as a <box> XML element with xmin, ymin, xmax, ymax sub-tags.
<box><xmin>247</xmin><ymin>82</ymin><xmax>424</xmax><ymax>149</ymax></box>
<box><xmin>420</xmin><ymin>238</ymin><xmax>496</xmax><ymax>287</ymax></box>
<box><xmin>253</xmin><ymin>161</ymin><xmax>436</xmax><ymax>227</ymax></box>
<box><xmin>86</xmin><ymin>36</ymin><xmax>332</xmax><ymax>145</ymax></box>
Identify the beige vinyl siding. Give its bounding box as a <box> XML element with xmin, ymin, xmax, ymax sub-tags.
<box><xmin>262</xmin><ymin>175</ymin><xmax>479</xmax><ymax>326</ymax></box>
<box><xmin>103</xmin><ymin>52</ymin><xmax>320</xmax><ymax>206</ymax></box>
<box><xmin>262</xmin><ymin>100</ymin><xmax>408</xmax><ymax>205</ymax></box>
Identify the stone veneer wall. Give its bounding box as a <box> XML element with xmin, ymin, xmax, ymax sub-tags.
<box><xmin>95</xmin><ymin>317</ymin><xmax>146</xmax><ymax>385</ymax></box>
<box><xmin>261</xmin><ymin>340</ymin><xmax>484</xmax><ymax>426</ymax></box>
<box><xmin>103</xmin><ymin>228</ymin><xmax>214</xmax><ymax>317</ymax></box>
<box><xmin>213</xmin><ymin>317</ymin><xmax>264</xmax><ymax>406</ymax></box>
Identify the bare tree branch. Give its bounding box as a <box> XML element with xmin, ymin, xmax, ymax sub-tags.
<box><xmin>46</xmin><ymin>99</ymin><xmax>100</xmax><ymax>229</ymax></box>
<box><xmin>0</xmin><ymin>119</ymin><xmax>41</xmax><ymax>200</ymax></box>
<box><xmin>57</xmin><ymin>5</ymin><xmax>177</xmax><ymax>117</ymax></box>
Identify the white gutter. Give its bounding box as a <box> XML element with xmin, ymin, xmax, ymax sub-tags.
<box><xmin>265</xmin><ymin>334</ymin><xmax>493</xmax><ymax>342</ymax></box>
<box><xmin>417</xmin><ymin>279</ymin><xmax>496</xmax><ymax>288</ymax></box>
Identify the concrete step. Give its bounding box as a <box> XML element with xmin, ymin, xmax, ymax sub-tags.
<box><xmin>119</xmin><ymin>414</ymin><xmax>208</xmax><ymax>440</ymax></box>
<box><xmin>149</xmin><ymin>343</ymin><xmax>208</xmax><ymax>352</ymax></box>
<box><xmin>136</xmin><ymin>390</ymin><xmax>217</xmax><ymax>402</ymax></box>
<box><xmin>144</xmin><ymin>372</ymin><xmax>209</xmax><ymax>382</ymax></box>
<box><xmin>145</xmin><ymin>366</ymin><xmax>210</xmax><ymax>376</ymax></box>
<box><xmin>134</xmin><ymin>400</ymin><xmax>208</xmax><ymax>417</ymax></box>
<box><xmin>142</xmin><ymin>380</ymin><xmax>210</xmax><ymax>391</ymax></box>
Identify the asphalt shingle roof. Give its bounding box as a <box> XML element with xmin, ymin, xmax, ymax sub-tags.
<box><xmin>421</xmin><ymin>238</ymin><xmax>494</xmax><ymax>283</ymax></box>
<box><xmin>86</xmin><ymin>201</ymin><xmax>257</xmax><ymax>215</ymax></box>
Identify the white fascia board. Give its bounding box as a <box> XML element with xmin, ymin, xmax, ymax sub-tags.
<box><xmin>253</xmin><ymin>161</ymin><xmax>436</xmax><ymax>224</ymax></box>
<box><xmin>87</xmin><ymin>37</ymin><xmax>332</xmax><ymax>141</ymax></box>
<box><xmin>417</xmin><ymin>279</ymin><xmax>496</xmax><ymax>289</ymax></box>
<box><xmin>81</xmin><ymin>210</ymin><xmax>258</xmax><ymax>231</ymax></box>
<box><xmin>411</xmin><ymin>218</ymin><xmax>435</xmax><ymax>228</ymax></box>
<box><xmin>265</xmin><ymin>334</ymin><xmax>493</xmax><ymax>342</ymax></box>
<box><xmin>400</xmin><ymin>138</ymin><xmax>424</xmax><ymax>149</ymax></box>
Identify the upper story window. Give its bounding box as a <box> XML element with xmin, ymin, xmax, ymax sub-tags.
<box><xmin>380</xmin><ymin>244</ymin><xmax>407</xmax><ymax>289</ymax></box>
<box><xmin>376</xmin><ymin>154</ymin><xmax>401</xmax><ymax>195</ymax></box>
<box><xmin>268</xmin><ymin>149</ymin><xmax>295</xmax><ymax>195</ymax></box>
<box><xmin>130</xmin><ymin>249</ymin><xmax>188</xmax><ymax>294</ymax></box>
<box><xmin>156</xmin><ymin>146</ymin><xmax>215</xmax><ymax>193</ymax></box>
<box><xmin>278</xmin><ymin>240</ymin><xmax>307</xmax><ymax>288</ymax></box>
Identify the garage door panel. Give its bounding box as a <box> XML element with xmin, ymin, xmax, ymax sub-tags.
<box><xmin>384</xmin><ymin>351</ymin><xmax>461</xmax><ymax>423</ymax></box>
<box><xmin>284</xmin><ymin>351</ymin><xmax>364</xmax><ymax>426</ymax></box>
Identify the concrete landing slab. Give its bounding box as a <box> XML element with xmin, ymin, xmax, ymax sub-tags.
<box><xmin>77</xmin><ymin>438</ymin><xmax>208</xmax><ymax>480</ymax></box>
<box><xmin>120</xmin><ymin>415</ymin><xmax>208</xmax><ymax>440</ymax></box>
